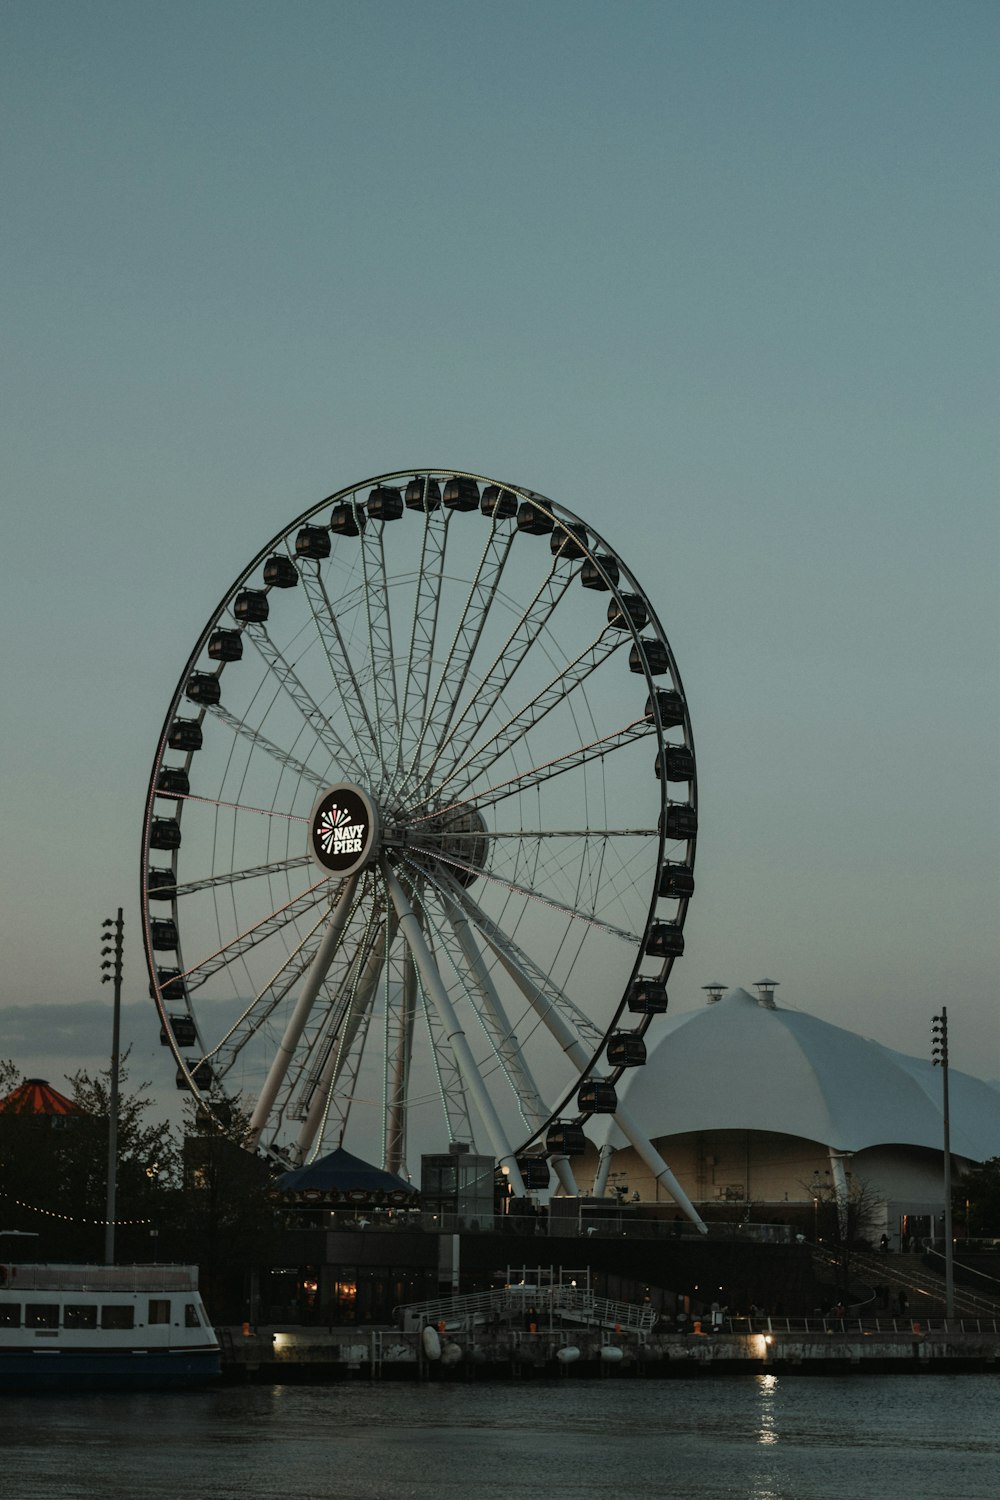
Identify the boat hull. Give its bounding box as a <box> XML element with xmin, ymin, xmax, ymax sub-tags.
<box><xmin>0</xmin><ymin>1346</ymin><xmax>222</xmax><ymax>1390</ymax></box>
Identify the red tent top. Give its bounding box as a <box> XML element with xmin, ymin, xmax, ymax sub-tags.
<box><xmin>0</xmin><ymin>1079</ymin><xmax>80</xmax><ymax>1116</ymax></box>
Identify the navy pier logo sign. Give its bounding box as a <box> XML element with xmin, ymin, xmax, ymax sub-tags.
<box><xmin>308</xmin><ymin>784</ymin><xmax>380</xmax><ymax>877</ymax></box>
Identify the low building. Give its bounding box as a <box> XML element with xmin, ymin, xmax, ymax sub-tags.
<box><xmin>592</xmin><ymin>986</ymin><xmax>1000</xmax><ymax>1246</ymax></box>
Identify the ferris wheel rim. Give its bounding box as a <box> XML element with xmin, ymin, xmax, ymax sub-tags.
<box><xmin>141</xmin><ymin>468</ymin><xmax>697</xmax><ymax>1178</ymax></box>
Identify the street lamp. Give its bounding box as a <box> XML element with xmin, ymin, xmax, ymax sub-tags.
<box><xmin>100</xmin><ymin>910</ymin><xmax>124</xmax><ymax>1266</ymax></box>
<box><xmin>931</xmin><ymin>1009</ymin><xmax>954</xmax><ymax>1319</ymax></box>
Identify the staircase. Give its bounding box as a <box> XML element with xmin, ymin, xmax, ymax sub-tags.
<box><xmin>814</xmin><ymin>1244</ymin><xmax>1000</xmax><ymax>1319</ymax></box>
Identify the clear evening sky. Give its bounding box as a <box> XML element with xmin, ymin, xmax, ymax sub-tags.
<box><xmin>1</xmin><ymin>1</ymin><xmax>996</xmax><ymax>1124</ymax></box>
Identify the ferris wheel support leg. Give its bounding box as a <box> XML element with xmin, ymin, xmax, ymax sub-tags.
<box><xmin>440</xmin><ymin>888</ymin><xmax>575</xmax><ymax>1194</ymax></box>
<box><xmin>385</xmin><ymin>949</ymin><xmax>417</xmax><ymax>1177</ymax></box>
<box><xmin>248</xmin><ymin>873</ymin><xmax>360</xmax><ymax>1148</ymax></box>
<box><xmin>382</xmin><ymin>862</ymin><xmax>527</xmax><ymax>1196</ymax></box>
<box><xmin>481</xmin><ymin>926</ymin><xmax>705</xmax><ymax>1230</ymax></box>
<box><xmin>610</xmin><ymin>1101</ymin><xmax>707</xmax><ymax>1232</ymax></box>
<box><xmin>440</xmin><ymin>886</ymin><xmax>576</xmax><ymax>1196</ymax></box>
<box><xmin>440</xmin><ymin>884</ymin><xmax>561</xmax><ymax>1172</ymax></box>
<box><xmin>294</xmin><ymin>912</ymin><xmax>394</xmax><ymax>1164</ymax></box>
<box><xmin>593</xmin><ymin>1142</ymin><xmax>614</xmax><ymax>1198</ymax></box>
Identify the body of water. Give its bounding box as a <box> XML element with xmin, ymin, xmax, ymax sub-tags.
<box><xmin>2</xmin><ymin>1375</ymin><xmax>997</xmax><ymax>1499</ymax></box>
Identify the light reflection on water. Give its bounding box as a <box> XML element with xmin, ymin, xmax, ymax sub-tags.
<box><xmin>756</xmin><ymin>1371</ymin><xmax>779</xmax><ymax>1446</ymax></box>
<box><xmin>2</xmin><ymin>1374</ymin><xmax>998</xmax><ymax>1499</ymax></box>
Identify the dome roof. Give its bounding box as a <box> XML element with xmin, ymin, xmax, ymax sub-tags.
<box><xmin>610</xmin><ymin>988</ymin><xmax>999</xmax><ymax>1160</ymax></box>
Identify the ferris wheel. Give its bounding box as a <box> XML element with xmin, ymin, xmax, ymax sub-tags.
<box><xmin>141</xmin><ymin>469</ymin><xmax>702</xmax><ymax>1218</ymax></box>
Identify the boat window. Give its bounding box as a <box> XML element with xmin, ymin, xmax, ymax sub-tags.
<box><xmin>101</xmin><ymin>1305</ymin><xmax>135</xmax><ymax>1330</ymax></box>
<box><xmin>64</xmin><ymin>1305</ymin><xmax>98</xmax><ymax>1329</ymax></box>
<box><xmin>0</xmin><ymin>1303</ymin><xmax>20</xmax><ymax>1327</ymax></box>
<box><xmin>148</xmin><ymin>1299</ymin><xmax>171</xmax><ymax>1325</ymax></box>
<box><xmin>26</xmin><ymin>1304</ymin><xmax>58</xmax><ymax>1329</ymax></box>
<box><xmin>184</xmin><ymin>1303</ymin><xmax>201</xmax><ymax>1328</ymax></box>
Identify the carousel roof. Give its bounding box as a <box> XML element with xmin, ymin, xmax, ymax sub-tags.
<box><xmin>605</xmin><ymin>988</ymin><xmax>1000</xmax><ymax>1161</ymax></box>
<box><xmin>0</xmin><ymin>1078</ymin><xmax>80</xmax><ymax>1116</ymax></box>
<box><xmin>276</xmin><ymin>1146</ymin><xmax>417</xmax><ymax>1198</ymax></box>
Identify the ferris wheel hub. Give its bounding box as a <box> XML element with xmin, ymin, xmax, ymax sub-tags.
<box><xmin>308</xmin><ymin>782</ymin><xmax>381</xmax><ymax>878</ymax></box>
<box><xmin>403</xmin><ymin>804</ymin><xmax>489</xmax><ymax>887</ymax></box>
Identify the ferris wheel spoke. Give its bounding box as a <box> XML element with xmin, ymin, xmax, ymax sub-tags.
<box><xmin>292</xmin><ymin>901</ymin><xmax>394</xmax><ymax>1162</ymax></box>
<box><xmin>391</xmin><ymin>502</ymin><xmax>450</xmax><ymax>794</ymax></box>
<box><xmin>404</xmin><ymin>850</ymin><xmax>639</xmax><ymax>946</ymax></box>
<box><xmin>242</xmin><ymin>621</ymin><xmax>370</xmax><ymax>784</ymax></box>
<box><xmin>414</xmin><ymin>556</ymin><xmax>577</xmax><ymax>804</ymax></box>
<box><xmin>429</xmin><ymin>877</ymin><xmax>579</xmax><ymax>1196</ymax></box>
<box><xmin>455</xmin><ymin>886</ymin><xmax>606</xmax><ymax>1052</ymax></box>
<box><xmin>207</xmin><ymin>910</ymin><xmax>332</xmax><ymax>1077</ymax></box>
<box><xmin>205</xmin><ymin>702</ymin><xmax>332</xmax><ymax>793</ymax></box>
<box><xmin>247</xmin><ymin>874</ymin><xmax>361</xmax><ymax>1145</ymax></box>
<box><xmin>444</xmin><ymin>827</ymin><xmax>658</xmax><ymax>840</ymax></box>
<box><xmin>385</xmin><ymin>868</ymin><xmax>475</xmax><ymax>1150</ymax></box>
<box><xmin>412</xmin><ymin>896</ymin><xmax>532</xmax><ymax>1193</ymax></box>
<box><xmin>407</xmin><ymin>520</ymin><xmax>517</xmax><ymax>793</ymax></box>
<box><xmin>175</xmin><ymin>876</ymin><xmax>334</xmax><ymax>996</ymax></box>
<box><xmin>383</xmin><ymin>860</ymin><xmax>523</xmax><ymax>1179</ymax></box>
<box><xmin>410</xmin><ymin>716</ymin><xmax>656</xmax><ymax>829</ymax></box>
<box><xmin>400</xmin><ymin>881</ymin><xmax>476</xmax><ymax>1149</ymax></box>
<box><xmin>164</xmin><ymin>854</ymin><xmax>312</xmax><ymax>900</ymax></box>
<box><xmin>297</xmin><ymin>561</ymin><xmax>380</xmax><ymax>775</ymax></box>
<box><xmin>425</xmin><ymin>628</ymin><xmax>625</xmax><ymax>807</ymax></box>
<box><xmin>357</xmin><ymin>522</ymin><xmax>402</xmax><ymax>779</ymax></box>
<box><xmin>434</xmin><ymin>881</ymin><xmax>554</xmax><ymax>1135</ymax></box>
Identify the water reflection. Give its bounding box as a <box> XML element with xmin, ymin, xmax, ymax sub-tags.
<box><xmin>756</xmin><ymin>1371</ymin><xmax>779</xmax><ymax>1446</ymax></box>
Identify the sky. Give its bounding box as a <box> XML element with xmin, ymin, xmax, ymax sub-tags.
<box><xmin>1</xmin><ymin>0</ymin><xmax>997</xmax><ymax>1133</ymax></box>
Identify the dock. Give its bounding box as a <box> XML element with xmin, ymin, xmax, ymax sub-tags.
<box><xmin>219</xmin><ymin>1316</ymin><xmax>1000</xmax><ymax>1381</ymax></box>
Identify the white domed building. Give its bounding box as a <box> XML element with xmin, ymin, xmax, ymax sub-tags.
<box><xmin>592</xmin><ymin>984</ymin><xmax>1000</xmax><ymax>1246</ymax></box>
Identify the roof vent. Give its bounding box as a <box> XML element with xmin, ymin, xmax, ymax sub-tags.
<box><xmin>701</xmin><ymin>984</ymin><xmax>726</xmax><ymax>1005</ymax></box>
<box><xmin>754</xmin><ymin>979</ymin><xmax>779</xmax><ymax>1009</ymax></box>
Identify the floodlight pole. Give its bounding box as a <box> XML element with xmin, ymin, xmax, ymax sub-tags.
<box><xmin>101</xmin><ymin>909</ymin><xmax>124</xmax><ymax>1266</ymax></box>
<box><xmin>931</xmin><ymin>1007</ymin><xmax>954</xmax><ymax>1319</ymax></box>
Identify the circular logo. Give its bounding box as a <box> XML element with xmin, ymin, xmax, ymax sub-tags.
<box><xmin>308</xmin><ymin>784</ymin><xmax>380</xmax><ymax>877</ymax></box>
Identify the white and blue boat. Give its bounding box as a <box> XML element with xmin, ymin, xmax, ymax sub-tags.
<box><xmin>0</xmin><ymin>1261</ymin><xmax>221</xmax><ymax>1389</ymax></box>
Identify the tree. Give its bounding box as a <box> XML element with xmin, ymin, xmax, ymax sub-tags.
<box><xmin>0</xmin><ymin>1058</ymin><xmax>22</xmax><ymax>1099</ymax></box>
<box><xmin>954</xmin><ymin>1158</ymin><xmax>1000</xmax><ymax>1238</ymax></box>
<box><xmin>172</xmin><ymin>1098</ymin><xmax>281</xmax><ymax>1322</ymax></box>
<box><xmin>0</xmin><ymin>1054</ymin><xmax>179</xmax><ymax>1262</ymax></box>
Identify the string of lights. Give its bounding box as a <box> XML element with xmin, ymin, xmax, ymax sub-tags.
<box><xmin>0</xmin><ymin>1193</ymin><xmax>151</xmax><ymax>1227</ymax></box>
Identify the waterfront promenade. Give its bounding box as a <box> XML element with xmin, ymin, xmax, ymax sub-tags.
<box><xmin>219</xmin><ymin>1315</ymin><xmax>1000</xmax><ymax>1381</ymax></box>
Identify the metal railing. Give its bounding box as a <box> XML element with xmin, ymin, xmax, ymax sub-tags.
<box><xmin>693</xmin><ymin>1315</ymin><xmax>1000</xmax><ymax>1336</ymax></box>
<box><xmin>396</xmin><ymin>1284</ymin><xmax>657</xmax><ymax>1337</ymax></box>
<box><xmin>0</xmin><ymin>1263</ymin><xmax>200</xmax><ymax>1292</ymax></box>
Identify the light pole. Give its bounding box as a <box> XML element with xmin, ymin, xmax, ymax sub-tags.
<box><xmin>100</xmin><ymin>909</ymin><xmax>124</xmax><ymax>1266</ymax></box>
<box><xmin>931</xmin><ymin>1008</ymin><xmax>954</xmax><ymax>1319</ymax></box>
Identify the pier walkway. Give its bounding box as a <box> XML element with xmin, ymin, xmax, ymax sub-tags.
<box><xmin>219</xmin><ymin>1314</ymin><xmax>1000</xmax><ymax>1382</ymax></box>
